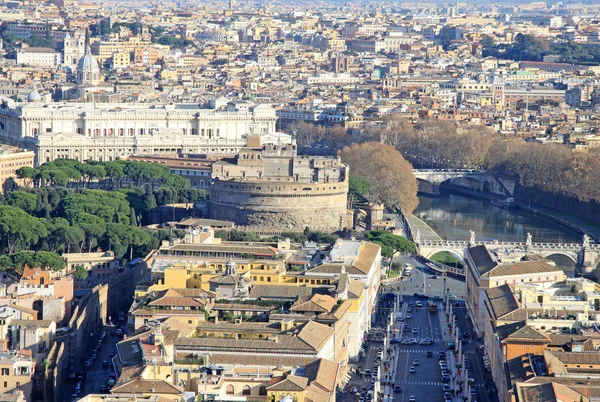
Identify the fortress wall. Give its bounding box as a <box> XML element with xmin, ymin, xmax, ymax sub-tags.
<box><xmin>209</xmin><ymin>179</ymin><xmax>349</xmax><ymax>230</ymax></box>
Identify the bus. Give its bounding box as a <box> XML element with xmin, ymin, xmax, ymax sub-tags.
<box><xmin>427</xmin><ymin>301</ymin><xmax>438</xmax><ymax>313</ymax></box>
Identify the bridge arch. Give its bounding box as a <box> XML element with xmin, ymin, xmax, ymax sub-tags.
<box><xmin>539</xmin><ymin>251</ymin><xmax>578</xmax><ymax>265</ymax></box>
<box><xmin>422</xmin><ymin>248</ymin><xmax>465</xmax><ymax>262</ymax></box>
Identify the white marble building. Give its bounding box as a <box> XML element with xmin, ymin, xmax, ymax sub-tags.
<box><xmin>0</xmin><ymin>99</ymin><xmax>277</xmax><ymax>165</ymax></box>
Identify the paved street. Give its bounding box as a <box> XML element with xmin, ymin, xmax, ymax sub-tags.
<box><xmin>340</xmin><ymin>258</ymin><xmax>500</xmax><ymax>402</ymax></box>
<box><xmin>59</xmin><ymin>323</ymin><xmax>122</xmax><ymax>402</ymax></box>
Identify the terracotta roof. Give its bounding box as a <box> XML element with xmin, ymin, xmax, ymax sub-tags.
<box><xmin>297</xmin><ymin>321</ymin><xmax>335</xmax><ymax>350</ymax></box>
<box><xmin>504</xmin><ymin>326</ymin><xmax>550</xmax><ymax>343</ymax></box>
<box><xmin>520</xmin><ymin>382</ymin><xmax>587</xmax><ymax>402</ymax></box>
<box><xmin>486</xmin><ymin>261</ymin><xmax>561</xmax><ymax>278</ymax></box>
<box><xmin>506</xmin><ymin>354</ymin><xmax>537</xmax><ymax>386</ymax></box>
<box><xmin>545</xmin><ymin>350</ymin><xmax>600</xmax><ymax>366</ymax></box>
<box><xmin>249</xmin><ymin>284</ymin><xmax>330</xmax><ymax>300</ymax></box>
<box><xmin>347</xmin><ymin>279</ymin><xmax>365</xmax><ymax>298</ymax></box>
<box><xmin>485</xmin><ymin>284</ymin><xmax>519</xmax><ymax>320</ymax></box>
<box><xmin>267</xmin><ymin>375</ymin><xmax>308</xmax><ymax>391</ymax></box>
<box><xmin>467</xmin><ymin>245</ymin><xmax>497</xmax><ymax>275</ymax></box>
<box><xmin>291</xmin><ymin>294</ymin><xmax>337</xmax><ymax>313</ymax></box>
<box><xmin>304</xmin><ymin>358</ymin><xmax>338</xmax><ymax>393</ymax></box>
<box><xmin>111</xmin><ymin>379</ymin><xmax>184</xmax><ymax>395</ymax></box>
<box><xmin>207</xmin><ymin>353</ymin><xmax>317</xmax><ymax>367</ymax></box>
<box><xmin>352</xmin><ymin>242</ymin><xmax>380</xmax><ymax>274</ymax></box>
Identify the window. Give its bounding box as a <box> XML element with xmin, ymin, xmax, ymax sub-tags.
<box><xmin>226</xmin><ymin>385</ymin><xmax>234</xmax><ymax>395</ymax></box>
<box><xmin>259</xmin><ymin>385</ymin><xmax>267</xmax><ymax>396</ymax></box>
<box><xmin>3</xmin><ymin>381</ymin><xmax>6</xmax><ymax>388</ymax></box>
<box><xmin>242</xmin><ymin>385</ymin><xmax>251</xmax><ymax>395</ymax></box>
<box><xmin>1</xmin><ymin>368</ymin><xmax>8</xmax><ymax>376</ymax></box>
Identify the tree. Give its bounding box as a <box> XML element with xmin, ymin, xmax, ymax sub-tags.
<box><xmin>0</xmin><ymin>206</ymin><xmax>48</xmax><ymax>253</ymax></box>
<box><xmin>340</xmin><ymin>143</ymin><xmax>419</xmax><ymax>214</ymax></box>
<box><xmin>74</xmin><ymin>213</ymin><xmax>107</xmax><ymax>252</ymax></box>
<box><xmin>61</xmin><ymin>190</ymin><xmax>131</xmax><ymax>225</ymax></box>
<box><xmin>142</xmin><ymin>186</ymin><xmax>157</xmax><ymax>223</ymax></box>
<box><xmin>15</xmin><ymin>166</ymin><xmax>36</xmax><ymax>187</ymax></box>
<box><xmin>106</xmin><ymin>223</ymin><xmax>151</xmax><ymax>259</ymax></box>
<box><xmin>364</xmin><ymin>230</ymin><xmax>416</xmax><ymax>258</ymax></box>
<box><xmin>130</xmin><ymin>207</ymin><xmax>138</xmax><ymax>227</ymax></box>
<box><xmin>5</xmin><ymin>191</ymin><xmax>37</xmax><ymax>214</ymax></box>
<box><xmin>35</xmin><ymin>251</ymin><xmax>66</xmax><ymax>271</ymax></box>
<box><xmin>74</xmin><ymin>265</ymin><xmax>88</xmax><ymax>280</ymax></box>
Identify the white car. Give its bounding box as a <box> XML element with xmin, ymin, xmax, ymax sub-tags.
<box><xmin>409</xmin><ymin>366</ymin><xmax>416</xmax><ymax>373</ymax></box>
<box><xmin>406</xmin><ymin>313</ymin><xmax>412</xmax><ymax>319</ymax></box>
<box><xmin>412</xmin><ymin>359</ymin><xmax>419</xmax><ymax>366</ymax></box>
<box><xmin>409</xmin><ymin>396</ymin><xmax>416</xmax><ymax>402</ymax></box>
<box><xmin>351</xmin><ymin>387</ymin><xmax>358</xmax><ymax>394</ymax></box>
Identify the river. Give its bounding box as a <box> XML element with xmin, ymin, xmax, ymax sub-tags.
<box><xmin>414</xmin><ymin>192</ymin><xmax>583</xmax><ymax>275</ymax></box>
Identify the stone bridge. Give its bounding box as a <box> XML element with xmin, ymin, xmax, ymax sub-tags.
<box><xmin>417</xmin><ymin>238</ymin><xmax>600</xmax><ymax>275</ymax></box>
<box><xmin>412</xmin><ymin>169</ymin><xmax>514</xmax><ymax>196</ymax></box>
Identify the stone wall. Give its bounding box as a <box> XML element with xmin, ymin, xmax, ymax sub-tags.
<box><xmin>209</xmin><ymin>179</ymin><xmax>349</xmax><ymax>230</ymax></box>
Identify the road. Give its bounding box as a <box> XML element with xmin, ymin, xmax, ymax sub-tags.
<box><xmin>386</xmin><ymin>255</ymin><xmax>466</xmax><ymax>300</ymax></box>
<box><xmin>340</xmin><ymin>256</ymin><xmax>498</xmax><ymax>402</ymax></box>
<box><xmin>60</xmin><ymin>323</ymin><xmax>122</xmax><ymax>402</ymax></box>
<box><xmin>393</xmin><ymin>295</ymin><xmax>445</xmax><ymax>402</ymax></box>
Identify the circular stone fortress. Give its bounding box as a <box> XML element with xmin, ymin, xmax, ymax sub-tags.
<box><xmin>209</xmin><ymin>135</ymin><xmax>349</xmax><ymax>231</ymax></box>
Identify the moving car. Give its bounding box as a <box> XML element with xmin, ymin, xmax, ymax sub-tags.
<box><xmin>412</xmin><ymin>359</ymin><xmax>419</xmax><ymax>366</ymax></box>
<box><xmin>394</xmin><ymin>385</ymin><xmax>402</xmax><ymax>393</ymax></box>
<box><xmin>409</xmin><ymin>366</ymin><xmax>416</xmax><ymax>373</ymax></box>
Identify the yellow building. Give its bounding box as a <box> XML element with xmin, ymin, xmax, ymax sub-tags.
<box><xmin>91</xmin><ymin>35</ymin><xmax>151</xmax><ymax>64</ymax></box>
<box><xmin>0</xmin><ymin>351</ymin><xmax>34</xmax><ymax>398</ymax></box>
<box><xmin>112</xmin><ymin>52</ymin><xmax>131</xmax><ymax>68</ymax></box>
<box><xmin>0</xmin><ymin>146</ymin><xmax>34</xmax><ymax>192</ymax></box>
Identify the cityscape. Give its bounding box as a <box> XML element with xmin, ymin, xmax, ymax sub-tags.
<box><xmin>0</xmin><ymin>1</ymin><xmax>599</xmax><ymax>402</ymax></box>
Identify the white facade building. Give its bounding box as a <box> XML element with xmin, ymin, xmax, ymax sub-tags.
<box><xmin>15</xmin><ymin>47</ymin><xmax>62</xmax><ymax>67</ymax></box>
<box><xmin>0</xmin><ymin>100</ymin><xmax>277</xmax><ymax>165</ymax></box>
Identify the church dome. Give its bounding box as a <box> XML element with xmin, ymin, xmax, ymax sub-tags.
<box><xmin>77</xmin><ymin>45</ymin><xmax>100</xmax><ymax>86</ymax></box>
<box><xmin>77</xmin><ymin>46</ymin><xmax>99</xmax><ymax>72</ymax></box>
<box><xmin>27</xmin><ymin>89</ymin><xmax>42</xmax><ymax>103</ymax></box>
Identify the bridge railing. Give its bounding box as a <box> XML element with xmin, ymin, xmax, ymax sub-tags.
<box><xmin>412</xmin><ymin>169</ymin><xmax>486</xmax><ymax>174</ymax></box>
<box><xmin>419</xmin><ymin>240</ymin><xmax>594</xmax><ymax>251</ymax></box>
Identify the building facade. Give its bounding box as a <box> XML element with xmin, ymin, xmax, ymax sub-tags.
<box><xmin>0</xmin><ymin>100</ymin><xmax>277</xmax><ymax>165</ymax></box>
<box><xmin>0</xmin><ymin>146</ymin><xmax>34</xmax><ymax>192</ymax></box>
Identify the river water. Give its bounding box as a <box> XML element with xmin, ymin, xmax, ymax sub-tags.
<box><xmin>414</xmin><ymin>192</ymin><xmax>583</xmax><ymax>274</ymax></box>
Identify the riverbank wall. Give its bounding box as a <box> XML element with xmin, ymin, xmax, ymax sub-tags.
<box><xmin>439</xmin><ymin>183</ymin><xmax>600</xmax><ymax>242</ymax></box>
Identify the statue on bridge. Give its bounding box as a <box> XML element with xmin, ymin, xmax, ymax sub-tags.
<box><xmin>469</xmin><ymin>230</ymin><xmax>476</xmax><ymax>246</ymax></box>
<box><xmin>415</xmin><ymin>230</ymin><xmax>422</xmax><ymax>244</ymax></box>
<box><xmin>526</xmin><ymin>233</ymin><xmax>533</xmax><ymax>249</ymax></box>
<box><xmin>583</xmin><ymin>234</ymin><xmax>590</xmax><ymax>249</ymax></box>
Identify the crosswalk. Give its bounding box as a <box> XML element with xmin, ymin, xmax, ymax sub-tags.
<box><xmin>395</xmin><ymin>381</ymin><xmax>444</xmax><ymax>386</ymax></box>
<box><xmin>395</xmin><ymin>348</ymin><xmax>478</xmax><ymax>354</ymax></box>
<box><xmin>394</xmin><ymin>380</ymin><xmax>485</xmax><ymax>387</ymax></box>
<box><xmin>396</xmin><ymin>348</ymin><xmax>444</xmax><ymax>353</ymax></box>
